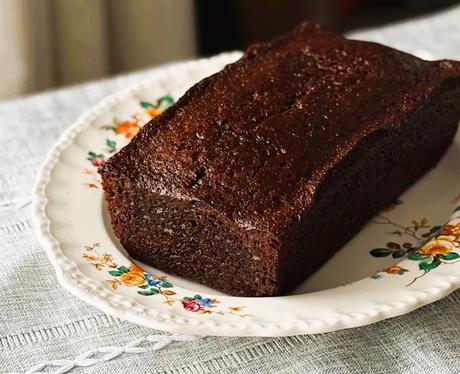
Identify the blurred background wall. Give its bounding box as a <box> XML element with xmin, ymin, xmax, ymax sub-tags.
<box><xmin>0</xmin><ymin>0</ymin><xmax>458</xmax><ymax>100</ymax></box>
<box><xmin>0</xmin><ymin>0</ymin><xmax>196</xmax><ymax>99</ymax></box>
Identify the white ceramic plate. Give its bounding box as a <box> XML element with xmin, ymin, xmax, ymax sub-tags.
<box><xmin>33</xmin><ymin>52</ymin><xmax>460</xmax><ymax>337</ymax></box>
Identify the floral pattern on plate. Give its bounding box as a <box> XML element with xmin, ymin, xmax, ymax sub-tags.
<box><xmin>370</xmin><ymin>206</ymin><xmax>460</xmax><ymax>285</ymax></box>
<box><xmin>82</xmin><ymin>243</ymin><xmax>252</xmax><ymax>317</ymax></box>
<box><xmin>83</xmin><ymin>96</ymin><xmax>174</xmax><ymax>189</ymax></box>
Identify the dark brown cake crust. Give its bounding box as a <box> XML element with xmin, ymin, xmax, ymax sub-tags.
<box><xmin>100</xmin><ymin>21</ymin><xmax>460</xmax><ymax>296</ymax></box>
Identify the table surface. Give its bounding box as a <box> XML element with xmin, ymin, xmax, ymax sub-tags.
<box><xmin>1</xmin><ymin>4</ymin><xmax>460</xmax><ymax>373</ymax></box>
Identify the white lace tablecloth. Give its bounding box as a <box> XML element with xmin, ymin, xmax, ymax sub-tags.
<box><xmin>1</xmin><ymin>5</ymin><xmax>460</xmax><ymax>373</ymax></box>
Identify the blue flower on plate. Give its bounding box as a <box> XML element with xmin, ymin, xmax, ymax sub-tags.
<box><xmin>144</xmin><ymin>273</ymin><xmax>161</xmax><ymax>287</ymax></box>
<box><xmin>144</xmin><ymin>274</ymin><xmax>174</xmax><ymax>288</ymax></box>
<box><xmin>196</xmin><ymin>297</ymin><xmax>213</xmax><ymax>307</ymax></box>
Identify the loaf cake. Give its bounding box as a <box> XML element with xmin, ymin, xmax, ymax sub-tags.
<box><xmin>100</xmin><ymin>21</ymin><xmax>460</xmax><ymax>296</ymax></box>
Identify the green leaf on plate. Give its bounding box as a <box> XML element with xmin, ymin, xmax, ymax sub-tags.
<box><xmin>138</xmin><ymin>289</ymin><xmax>157</xmax><ymax>296</ymax></box>
<box><xmin>370</xmin><ymin>248</ymin><xmax>392</xmax><ymax>257</ymax></box>
<box><xmin>392</xmin><ymin>250</ymin><xmax>406</xmax><ymax>259</ymax></box>
<box><xmin>108</xmin><ymin>270</ymin><xmax>122</xmax><ymax>276</ymax></box>
<box><xmin>160</xmin><ymin>281</ymin><xmax>174</xmax><ymax>288</ymax></box>
<box><xmin>118</xmin><ymin>265</ymin><xmax>129</xmax><ymax>274</ymax></box>
<box><xmin>430</xmin><ymin>225</ymin><xmax>442</xmax><ymax>233</ymax></box>
<box><xmin>157</xmin><ymin>95</ymin><xmax>174</xmax><ymax>107</ymax></box>
<box><xmin>106</xmin><ymin>139</ymin><xmax>117</xmax><ymax>152</ymax></box>
<box><xmin>408</xmin><ymin>252</ymin><xmax>431</xmax><ymax>261</ymax></box>
<box><xmin>140</xmin><ymin>101</ymin><xmax>154</xmax><ymax>109</ymax></box>
<box><xmin>419</xmin><ymin>261</ymin><xmax>440</xmax><ymax>270</ymax></box>
<box><xmin>193</xmin><ymin>294</ymin><xmax>202</xmax><ymax>300</ymax></box>
<box><xmin>87</xmin><ymin>151</ymin><xmax>104</xmax><ymax>161</ymax></box>
<box><xmin>441</xmin><ymin>252</ymin><xmax>460</xmax><ymax>261</ymax></box>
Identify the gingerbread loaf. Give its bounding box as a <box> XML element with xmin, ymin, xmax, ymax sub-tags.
<box><xmin>100</xmin><ymin>21</ymin><xmax>460</xmax><ymax>296</ymax></box>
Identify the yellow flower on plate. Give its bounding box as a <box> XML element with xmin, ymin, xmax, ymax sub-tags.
<box><xmin>229</xmin><ymin>306</ymin><xmax>244</xmax><ymax>312</ymax></box>
<box><xmin>120</xmin><ymin>272</ymin><xmax>146</xmax><ymax>287</ymax></box>
<box><xmin>102</xmin><ymin>253</ymin><xmax>114</xmax><ymax>263</ymax></box>
<box><xmin>82</xmin><ymin>253</ymin><xmax>96</xmax><ymax>261</ymax></box>
<box><xmin>419</xmin><ymin>235</ymin><xmax>459</xmax><ymax>256</ymax></box>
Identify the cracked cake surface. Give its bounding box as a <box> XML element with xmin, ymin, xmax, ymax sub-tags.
<box><xmin>100</xmin><ymin>21</ymin><xmax>460</xmax><ymax>296</ymax></box>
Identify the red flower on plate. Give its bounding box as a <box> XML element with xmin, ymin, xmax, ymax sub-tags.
<box><xmin>181</xmin><ymin>300</ymin><xmax>204</xmax><ymax>312</ymax></box>
<box><xmin>91</xmin><ymin>158</ymin><xmax>104</xmax><ymax>167</ymax></box>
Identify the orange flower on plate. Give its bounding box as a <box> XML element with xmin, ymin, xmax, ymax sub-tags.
<box><xmin>385</xmin><ymin>265</ymin><xmax>403</xmax><ymax>274</ymax></box>
<box><xmin>442</xmin><ymin>223</ymin><xmax>460</xmax><ymax>237</ymax></box>
<box><xmin>419</xmin><ymin>235</ymin><xmax>459</xmax><ymax>256</ymax></box>
<box><xmin>129</xmin><ymin>263</ymin><xmax>144</xmax><ymax>274</ymax></box>
<box><xmin>115</xmin><ymin>120</ymin><xmax>141</xmax><ymax>139</ymax></box>
<box><xmin>146</xmin><ymin>107</ymin><xmax>162</xmax><ymax>117</ymax></box>
<box><xmin>120</xmin><ymin>272</ymin><xmax>146</xmax><ymax>287</ymax></box>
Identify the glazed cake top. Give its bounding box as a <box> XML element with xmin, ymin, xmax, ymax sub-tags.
<box><xmin>101</xmin><ymin>21</ymin><xmax>460</xmax><ymax>232</ymax></box>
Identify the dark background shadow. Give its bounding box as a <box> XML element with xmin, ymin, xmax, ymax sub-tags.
<box><xmin>196</xmin><ymin>0</ymin><xmax>459</xmax><ymax>55</ymax></box>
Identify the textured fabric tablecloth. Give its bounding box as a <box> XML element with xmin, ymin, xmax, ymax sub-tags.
<box><xmin>1</xmin><ymin>5</ymin><xmax>460</xmax><ymax>373</ymax></box>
